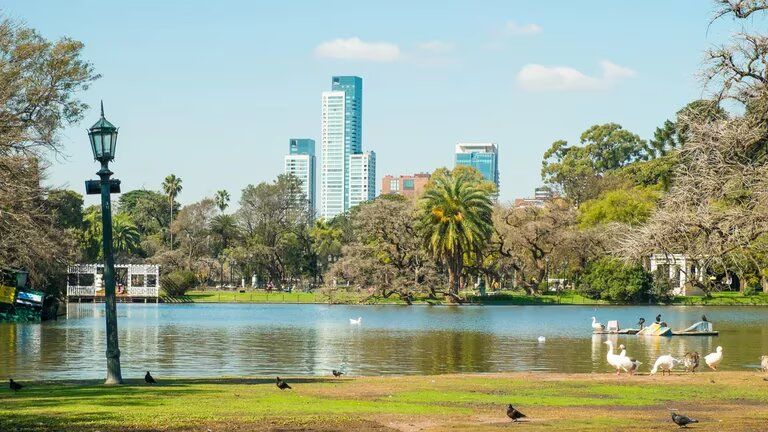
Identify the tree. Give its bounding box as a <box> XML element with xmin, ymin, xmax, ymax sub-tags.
<box><xmin>214</xmin><ymin>189</ymin><xmax>230</xmax><ymax>213</ymax></box>
<box><xmin>117</xmin><ymin>190</ymin><xmax>174</xmax><ymax>237</ymax></box>
<box><xmin>493</xmin><ymin>199</ymin><xmax>581</xmax><ymax>294</ymax></box>
<box><xmin>236</xmin><ymin>175</ymin><xmax>311</xmax><ymax>288</ymax></box>
<box><xmin>171</xmin><ymin>198</ymin><xmax>216</xmax><ymax>273</ymax></box>
<box><xmin>329</xmin><ymin>196</ymin><xmax>442</xmax><ymax>303</ymax></box>
<box><xmin>542</xmin><ymin>123</ymin><xmax>649</xmax><ymax>205</ymax></box>
<box><xmin>112</xmin><ymin>213</ymin><xmax>141</xmax><ymax>258</ymax></box>
<box><xmin>47</xmin><ymin>189</ymin><xmax>84</xmax><ymax>230</ymax></box>
<box><xmin>162</xmin><ymin>174</ymin><xmax>183</xmax><ymax>249</ymax></box>
<box><xmin>418</xmin><ymin>169</ymin><xmax>493</xmax><ymax>299</ymax></box>
<box><xmin>0</xmin><ymin>17</ymin><xmax>97</xmax><ymax>290</ymax></box>
<box><xmin>578</xmin><ymin>187</ymin><xmax>660</xmax><ymax>228</ymax></box>
<box><xmin>210</xmin><ymin>214</ymin><xmax>240</xmax><ymax>285</ymax></box>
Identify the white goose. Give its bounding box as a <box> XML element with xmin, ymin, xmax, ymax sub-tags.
<box><xmin>617</xmin><ymin>344</ymin><xmax>642</xmax><ymax>375</ymax></box>
<box><xmin>604</xmin><ymin>341</ymin><xmax>622</xmax><ymax>374</ymax></box>
<box><xmin>349</xmin><ymin>317</ymin><xmax>362</xmax><ymax>325</ymax></box>
<box><xmin>704</xmin><ymin>346</ymin><xmax>723</xmax><ymax>371</ymax></box>
<box><xmin>650</xmin><ymin>354</ymin><xmax>679</xmax><ymax>376</ymax></box>
<box><xmin>591</xmin><ymin>317</ymin><xmax>605</xmax><ymax>332</ymax></box>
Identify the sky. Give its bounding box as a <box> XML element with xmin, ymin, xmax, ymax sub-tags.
<box><xmin>3</xmin><ymin>0</ymin><xmax>750</xmax><ymax>207</ymax></box>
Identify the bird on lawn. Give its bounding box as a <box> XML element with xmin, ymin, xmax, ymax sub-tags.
<box><xmin>145</xmin><ymin>371</ymin><xmax>157</xmax><ymax>384</ymax></box>
<box><xmin>506</xmin><ymin>404</ymin><xmax>526</xmax><ymax>422</ymax></box>
<box><xmin>591</xmin><ymin>316</ymin><xmax>605</xmax><ymax>332</ymax></box>
<box><xmin>651</xmin><ymin>355</ymin><xmax>679</xmax><ymax>376</ymax></box>
<box><xmin>604</xmin><ymin>341</ymin><xmax>623</xmax><ymax>375</ymax></box>
<box><xmin>760</xmin><ymin>355</ymin><xmax>768</xmax><ymax>373</ymax></box>
<box><xmin>349</xmin><ymin>317</ymin><xmax>362</xmax><ymax>325</ymax></box>
<box><xmin>637</xmin><ymin>317</ymin><xmax>646</xmax><ymax>329</ymax></box>
<box><xmin>670</xmin><ymin>410</ymin><xmax>699</xmax><ymax>428</ymax></box>
<box><xmin>683</xmin><ymin>352</ymin><xmax>700</xmax><ymax>373</ymax></box>
<box><xmin>276</xmin><ymin>376</ymin><xmax>291</xmax><ymax>390</ymax></box>
<box><xmin>9</xmin><ymin>379</ymin><xmax>22</xmax><ymax>392</ymax></box>
<box><xmin>705</xmin><ymin>346</ymin><xmax>724</xmax><ymax>371</ymax></box>
<box><xmin>332</xmin><ymin>370</ymin><xmax>344</xmax><ymax>378</ymax></box>
<box><xmin>617</xmin><ymin>344</ymin><xmax>642</xmax><ymax>375</ymax></box>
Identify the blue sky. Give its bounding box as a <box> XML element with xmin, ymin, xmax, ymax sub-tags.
<box><xmin>4</xmin><ymin>0</ymin><xmax>746</xmax><ymax>206</ymax></box>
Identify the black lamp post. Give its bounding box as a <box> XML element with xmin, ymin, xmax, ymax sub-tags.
<box><xmin>85</xmin><ymin>101</ymin><xmax>123</xmax><ymax>385</ymax></box>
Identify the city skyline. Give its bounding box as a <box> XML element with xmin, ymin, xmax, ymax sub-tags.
<box><xmin>6</xmin><ymin>0</ymin><xmax>751</xmax><ymax>208</ymax></box>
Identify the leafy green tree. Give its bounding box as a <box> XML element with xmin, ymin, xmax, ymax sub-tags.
<box><xmin>47</xmin><ymin>189</ymin><xmax>84</xmax><ymax>230</ymax></box>
<box><xmin>578</xmin><ymin>257</ymin><xmax>652</xmax><ymax>303</ymax></box>
<box><xmin>171</xmin><ymin>198</ymin><xmax>216</xmax><ymax>272</ymax></box>
<box><xmin>210</xmin><ymin>214</ymin><xmax>240</xmax><ymax>285</ymax></box>
<box><xmin>214</xmin><ymin>189</ymin><xmax>230</xmax><ymax>213</ymax></box>
<box><xmin>418</xmin><ymin>169</ymin><xmax>493</xmax><ymax>299</ymax></box>
<box><xmin>112</xmin><ymin>213</ymin><xmax>141</xmax><ymax>257</ymax></box>
<box><xmin>162</xmin><ymin>174</ymin><xmax>183</xmax><ymax>248</ymax></box>
<box><xmin>542</xmin><ymin>123</ymin><xmax>649</xmax><ymax>205</ymax></box>
<box><xmin>117</xmin><ymin>190</ymin><xmax>174</xmax><ymax>236</ymax></box>
<box><xmin>578</xmin><ymin>187</ymin><xmax>660</xmax><ymax>227</ymax></box>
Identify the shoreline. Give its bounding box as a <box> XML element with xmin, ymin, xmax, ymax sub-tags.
<box><xmin>3</xmin><ymin>371</ymin><xmax>767</xmax><ymax>431</ymax></box>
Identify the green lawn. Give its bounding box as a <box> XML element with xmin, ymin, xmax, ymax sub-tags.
<box><xmin>175</xmin><ymin>289</ymin><xmax>768</xmax><ymax>307</ymax></box>
<box><xmin>2</xmin><ymin>372</ymin><xmax>767</xmax><ymax>431</ymax></box>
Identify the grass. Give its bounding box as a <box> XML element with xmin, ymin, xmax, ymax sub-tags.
<box><xmin>176</xmin><ymin>289</ymin><xmax>768</xmax><ymax>307</ymax></box>
<box><xmin>2</xmin><ymin>372</ymin><xmax>768</xmax><ymax>431</ymax></box>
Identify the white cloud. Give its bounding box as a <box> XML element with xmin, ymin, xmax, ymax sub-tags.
<box><xmin>505</xmin><ymin>20</ymin><xmax>542</xmax><ymax>36</ymax></box>
<box><xmin>416</xmin><ymin>40</ymin><xmax>455</xmax><ymax>54</ymax></box>
<box><xmin>314</xmin><ymin>37</ymin><xmax>401</xmax><ymax>62</ymax></box>
<box><xmin>516</xmin><ymin>60</ymin><xmax>636</xmax><ymax>91</ymax></box>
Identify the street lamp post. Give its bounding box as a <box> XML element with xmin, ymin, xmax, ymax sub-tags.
<box><xmin>85</xmin><ymin>102</ymin><xmax>123</xmax><ymax>385</ymax></box>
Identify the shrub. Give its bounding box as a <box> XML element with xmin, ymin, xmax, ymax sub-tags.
<box><xmin>161</xmin><ymin>270</ymin><xmax>198</xmax><ymax>297</ymax></box>
<box><xmin>578</xmin><ymin>257</ymin><xmax>652</xmax><ymax>303</ymax></box>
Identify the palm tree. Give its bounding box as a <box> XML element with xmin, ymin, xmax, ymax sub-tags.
<box><xmin>112</xmin><ymin>214</ymin><xmax>141</xmax><ymax>256</ymax></box>
<box><xmin>418</xmin><ymin>170</ymin><xmax>493</xmax><ymax>299</ymax></box>
<box><xmin>214</xmin><ymin>189</ymin><xmax>230</xmax><ymax>213</ymax></box>
<box><xmin>210</xmin><ymin>214</ymin><xmax>239</xmax><ymax>286</ymax></box>
<box><xmin>162</xmin><ymin>174</ymin><xmax>183</xmax><ymax>249</ymax></box>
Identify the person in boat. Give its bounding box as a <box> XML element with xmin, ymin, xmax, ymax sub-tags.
<box><xmin>637</xmin><ymin>317</ymin><xmax>645</xmax><ymax>330</ymax></box>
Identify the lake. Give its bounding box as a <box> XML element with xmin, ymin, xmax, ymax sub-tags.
<box><xmin>1</xmin><ymin>303</ymin><xmax>767</xmax><ymax>380</ymax></box>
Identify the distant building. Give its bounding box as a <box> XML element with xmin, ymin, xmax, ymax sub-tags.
<box><xmin>320</xmin><ymin>76</ymin><xmax>375</xmax><ymax>219</ymax></box>
<box><xmin>381</xmin><ymin>173</ymin><xmax>431</xmax><ymax>198</ymax></box>
<box><xmin>514</xmin><ymin>186</ymin><xmax>554</xmax><ymax>208</ymax></box>
<box><xmin>348</xmin><ymin>151</ymin><xmax>376</xmax><ymax>208</ymax></box>
<box><xmin>455</xmin><ymin>142</ymin><xmax>499</xmax><ymax>188</ymax></box>
<box><xmin>284</xmin><ymin>138</ymin><xmax>316</xmax><ymax>215</ymax></box>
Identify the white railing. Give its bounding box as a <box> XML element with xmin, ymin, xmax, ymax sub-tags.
<box><xmin>67</xmin><ymin>286</ymin><xmax>97</xmax><ymax>296</ymax></box>
<box><xmin>127</xmin><ymin>287</ymin><xmax>159</xmax><ymax>297</ymax></box>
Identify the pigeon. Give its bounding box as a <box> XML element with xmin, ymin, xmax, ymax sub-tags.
<box><xmin>332</xmin><ymin>370</ymin><xmax>344</xmax><ymax>378</ymax></box>
<box><xmin>145</xmin><ymin>371</ymin><xmax>157</xmax><ymax>384</ymax></box>
<box><xmin>276</xmin><ymin>376</ymin><xmax>291</xmax><ymax>390</ymax></box>
<box><xmin>683</xmin><ymin>352</ymin><xmax>700</xmax><ymax>373</ymax></box>
<box><xmin>671</xmin><ymin>411</ymin><xmax>698</xmax><ymax>428</ymax></box>
<box><xmin>506</xmin><ymin>404</ymin><xmax>526</xmax><ymax>422</ymax></box>
<box><xmin>9</xmin><ymin>379</ymin><xmax>22</xmax><ymax>392</ymax></box>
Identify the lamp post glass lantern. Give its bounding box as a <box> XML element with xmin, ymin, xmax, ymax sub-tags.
<box><xmin>87</xmin><ymin>101</ymin><xmax>123</xmax><ymax>385</ymax></box>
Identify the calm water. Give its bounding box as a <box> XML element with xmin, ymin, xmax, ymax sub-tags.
<box><xmin>1</xmin><ymin>303</ymin><xmax>767</xmax><ymax>380</ymax></box>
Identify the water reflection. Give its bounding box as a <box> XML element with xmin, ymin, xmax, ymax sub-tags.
<box><xmin>0</xmin><ymin>303</ymin><xmax>767</xmax><ymax>380</ymax></box>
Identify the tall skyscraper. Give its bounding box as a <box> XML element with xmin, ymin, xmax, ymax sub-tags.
<box><xmin>349</xmin><ymin>151</ymin><xmax>376</xmax><ymax>208</ymax></box>
<box><xmin>455</xmin><ymin>142</ymin><xmax>499</xmax><ymax>188</ymax></box>
<box><xmin>284</xmin><ymin>138</ymin><xmax>316</xmax><ymax>216</ymax></box>
<box><xmin>320</xmin><ymin>76</ymin><xmax>373</xmax><ymax>219</ymax></box>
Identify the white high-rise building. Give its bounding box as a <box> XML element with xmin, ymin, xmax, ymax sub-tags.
<box><xmin>320</xmin><ymin>76</ymin><xmax>374</xmax><ymax>219</ymax></box>
<box><xmin>349</xmin><ymin>151</ymin><xmax>376</xmax><ymax>208</ymax></box>
<box><xmin>284</xmin><ymin>138</ymin><xmax>315</xmax><ymax>216</ymax></box>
